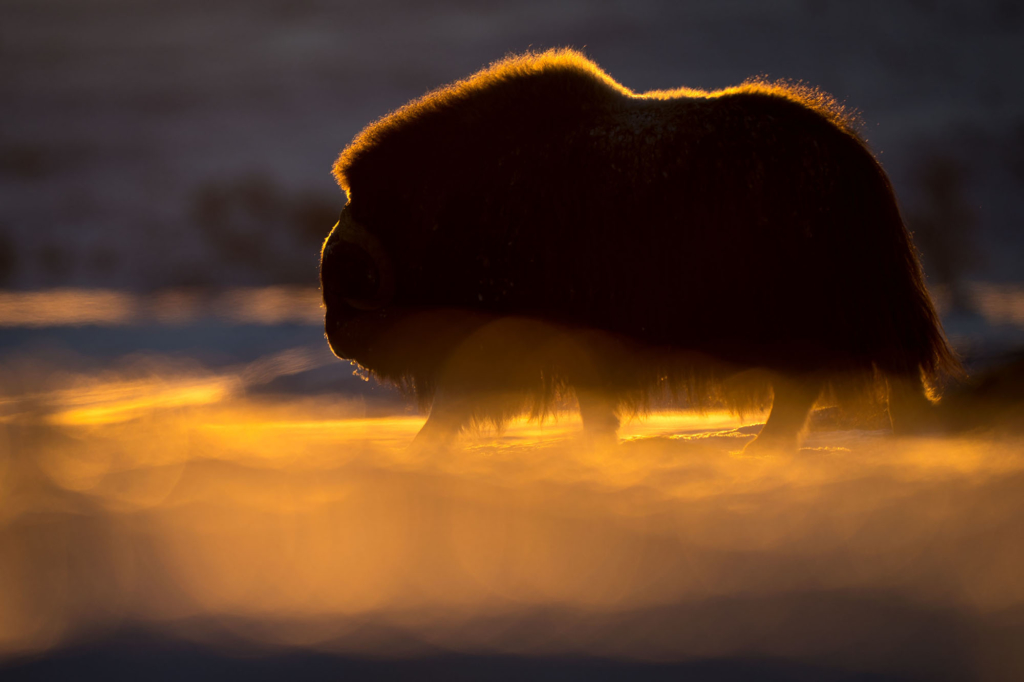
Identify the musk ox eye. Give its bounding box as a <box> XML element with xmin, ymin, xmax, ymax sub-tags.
<box><xmin>323</xmin><ymin>241</ymin><xmax>380</xmax><ymax>302</ymax></box>
<box><xmin>320</xmin><ymin>206</ymin><xmax>395</xmax><ymax>312</ymax></box>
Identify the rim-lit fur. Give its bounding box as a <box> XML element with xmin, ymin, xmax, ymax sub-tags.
<box><xmin>324</xmin><ymin>49</ymin><xmax>960</xmax><ymax>425</ymax></box>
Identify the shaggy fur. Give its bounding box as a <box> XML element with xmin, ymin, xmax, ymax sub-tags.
<box><xmin>320</xmin><ymin>49</ymin><xmax>959</xmax><ymax>443</ymax></box>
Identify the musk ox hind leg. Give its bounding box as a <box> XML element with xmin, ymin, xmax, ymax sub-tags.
<box><xmin>744</xmin><ymin>375</ymin><xmax>823</xmax><ymax>454</ymax></box>
<box><xmin>887</xmin><ymin>373</ymin><xmax>942</xmax><ymax>435</ymax></box>
<box><xmin>576</xmin><ymin>388</ymin><xmax>621</xmax><ymax>442</ymax></box>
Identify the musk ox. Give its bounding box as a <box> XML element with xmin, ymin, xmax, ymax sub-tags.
<box><xmin>320</xmin><ymin>49</ymin><xmax>959</xmax><ymax>451</ymax></box>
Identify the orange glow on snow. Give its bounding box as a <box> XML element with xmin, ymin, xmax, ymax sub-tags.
<box><xmin>0</xmin><ymin>286</ymin><xmax>322</xmax><ymax>327</ymax></box>
<box><xmin>2</xmin><ymin>361</ymin><xmax>1023</xmax><ymax>665</ymax></box>
<box><xmin>0</xmin><ymin>289</ymin><xmax>137</xmax><ymax>327</ymax></box>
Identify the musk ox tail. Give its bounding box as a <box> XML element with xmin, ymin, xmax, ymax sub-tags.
<box><xmin>856</xmin><ymin>148</ymin><xmax>962</xmax><ymax>392</ymax></box>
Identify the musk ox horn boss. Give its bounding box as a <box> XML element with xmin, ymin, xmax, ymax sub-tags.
<box><xmin>319</xmin><ymin>49</ymin><xmax>959</xmax><ymax>451</ymax></box>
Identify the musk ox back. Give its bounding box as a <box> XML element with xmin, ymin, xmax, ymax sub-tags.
<box><xmin>320</xmin><ymin>49</ymin><xmax>959</xmax><ymax>451</ymax></box>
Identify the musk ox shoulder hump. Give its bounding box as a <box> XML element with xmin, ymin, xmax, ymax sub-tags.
<box><xmin>333</xmin><ymin>49</ymin><xmax>861</xmax><ymax>199</ymax></box>
<box><xmin>334</xmin><ymin>49</ymin><xmax>623</xmax><ymax>195</ymax></box>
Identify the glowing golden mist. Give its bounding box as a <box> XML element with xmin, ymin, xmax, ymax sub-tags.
<box><xmin>1</xmin><ymin>360</ymin><xmax>1023</xmax><ymax>676</ymax></box>
<box><xmin>0</xmin><ymin>289</ymin><xmax>137</xmax><ymax>327</ymax></box>
<box><xmin>45</xmin><ymin>377</ymin><xmax>236</xmax><ymax>426</ymax></box>
<box><xmin>0</xmin><ymin>286</ymin><xmax>323</xmax><ymax>327</ymax></box>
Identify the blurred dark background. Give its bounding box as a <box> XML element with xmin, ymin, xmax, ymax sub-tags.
<box><xmin>1</xmin><ymin>0</ymin><xmax>1022</xmax><ymax>293</ymax></box>
<box><xmin>3</xmin><ymin>4</ymin><xmax>1024</xmax><ymax>680</ymax></box>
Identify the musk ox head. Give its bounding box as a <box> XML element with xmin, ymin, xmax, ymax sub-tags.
<box><xmin>320</xmin><ymin>205</ymin><xmax>394</xmax><ymax>311</ymax></box>
<box><xmin>320</xmin><ymin>205</ymin><xmax>395</xmax><ymax>359</ymax></box>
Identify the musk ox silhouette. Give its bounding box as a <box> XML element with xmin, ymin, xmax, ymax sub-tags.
<box><xmin>320</xmin><ymin>49</ymin><xmax>959</xmax><ymax>451</ymax></box>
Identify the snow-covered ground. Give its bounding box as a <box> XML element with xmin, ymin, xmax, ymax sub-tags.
<box><xmin>0</xmin><ymin>284</ymin><xmax>1021</xmax><ymax>677</ymax></box>
<box><xmin>2</xmin><ymin>362</ymin><xmax>1023</xmax><ymax>679</ymax></box>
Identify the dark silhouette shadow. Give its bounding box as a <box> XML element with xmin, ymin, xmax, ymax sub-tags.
<box><xmin>3</xmin><ymin>375</ymin><xmax>1023</xmax><ymax>679</ymax></box>
<box><xmin>4</xmin><ymin>590</ymin><xmax>1019</xmax><ymax>681</ymax></box>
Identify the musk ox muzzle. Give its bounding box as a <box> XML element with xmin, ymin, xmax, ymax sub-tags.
<box><xmin>320</xmin><ymin>205</ymin><xmax>395</xmax><ymax>313</ymax></box>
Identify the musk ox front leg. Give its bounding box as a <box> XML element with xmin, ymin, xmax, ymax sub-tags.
<box><xmin>576</xmin><ymin>389</ymin><xmax>620</xmax><ymax>440</ymax></box>
<box><xmin>412</xmin><ymin>387</ymin><xmax>474</xmax><ymax>449</ymax></box>
<box><xmin>887</xmin><ymin>374</ymin><xmax>941</xmax><ymax>435</ymax></box>
<box><xmin>409</xmin><ymin>317</ymin><xmax>565</xmax><ymax>450</ymax></box>
<box><xmin>745</xmin><ymin>375</ymin><xmax>823</xmax><ymax>453</ymax></box>
<box><xmin>408</xmin><ymin>318</ymin><xmax>625</xmax><ymax>449</ymax></box>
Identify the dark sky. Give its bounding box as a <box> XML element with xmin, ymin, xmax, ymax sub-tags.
<box><xmin>1</xmin><ymin>0</ymin><xmax>1022</xmax><ymax>289</ymax></box>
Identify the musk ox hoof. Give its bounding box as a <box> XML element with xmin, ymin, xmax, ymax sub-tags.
<box><xmin>891</xmin><ymin>413</ymin><xmax>945</xmax><ymax>438</ymax></box>
<box><xmin>742</xmin><ymin>430</ymin><xmax>800</xmax><ymax>455</ymax></box>
<box><xmin>579</xmin><ymin>428</ymin><xmax>619</xmax><ymax>450</ymax></box>
<box><xmin>409</xmin><ymin>415</ymin><xmax>463</xmax><ymax>455</ymax></box>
